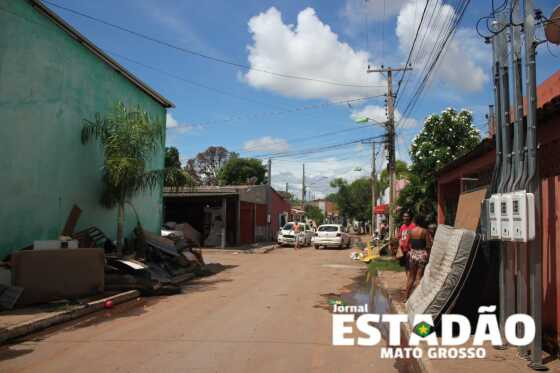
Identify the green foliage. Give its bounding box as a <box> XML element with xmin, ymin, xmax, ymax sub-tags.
<box><xmin>368</xmin><ymin>258</ymin><xmax>405</xmax><ymax>274</ymax></box>
<box><xmin>164</xmin><ymin>147</ymin><xmax>196</xmax><ymax>188</ymax></box>
<box><xmin>305</xmin><ymin>204</ymin><xmax>325</xmax><ymax>225</ymax></box>
<box><xmin>218</xmin><ymin>155</ymin><xmax>267</xmax><ymax>185</ymax></box>
<box><xmin>376</xmin><ymin>160</ymin><xmax>409</xmax><ymax>196</ymax></box>
<box><xmin>81</xmin><ymin>101</ymin><xmax>165</xmax><ymax>249</ymax></box>
<box><xmin>397</xmin><ymin>108</ymin><xmax>480</xmax><ymax>220</ymax></box>
<box><xmin>329</xmin><ymin>177</ymin><xmax>372</xmax><ymax>221</ymax></box>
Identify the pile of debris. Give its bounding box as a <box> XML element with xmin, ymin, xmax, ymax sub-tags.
<box><xmin>0</xmin><ymin>205</ymin><xmax>222</xmax><ymax>310</ymax></box>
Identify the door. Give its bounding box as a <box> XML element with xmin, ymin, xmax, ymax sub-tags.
<box><xmin>240</xmin><ymin>202</ymin><xmax>254</xmax><ymax>244</ymax></box>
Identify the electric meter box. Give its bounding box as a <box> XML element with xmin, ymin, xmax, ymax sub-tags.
<box><xmin>500</xmin><ymin>193</ymin><xmax>513</xmax><ymax>241</ymax></box>
<box><xmin>511</xmin><ymin>191</ymin><xmax>536</xmax><ymax>242</ymax></box>
<box><xmin>488</xmin><ymin>194</ymin><xmax>502</xmax><ymax>240</ymax></box>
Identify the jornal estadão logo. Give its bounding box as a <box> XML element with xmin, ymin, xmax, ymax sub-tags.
<box><xmin>331</xmin><ymin>304</ymin><xmax>535</xmax><ymax>359</ymax></box>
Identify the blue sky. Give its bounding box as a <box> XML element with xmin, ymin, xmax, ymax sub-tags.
<box><xmin>44</xmin><ymin>0</ymin><xmax>559</xmax><ymax>197</ymax></box>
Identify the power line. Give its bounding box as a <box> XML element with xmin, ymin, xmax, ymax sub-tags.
<box><xmin>239</xmin><ymin>125</ymin><xmax>374</xmax><ymax>153</ymax></box>
<box><xmin>252</xmin><ymin>134</ymin><xmax>387</xmax><ymax>159</ymax></box>
<box><xmin>194</xmin><ymin>95</ymin><xmax>385</xmax><ymax>128</ymax></box>
<box><xmin>394</xmin><ymin>0</ymin><xmax>430</xmax><ymax>107</ymax></box>
<box><xmin>43</xmin><ymin>0</ymin><xmax>386</xmax><ymax>89</ymax></box>
<box><xmin>106</xmin><ymin>50</ymin><xmax>286</xmax><ymax>110</ymax></box>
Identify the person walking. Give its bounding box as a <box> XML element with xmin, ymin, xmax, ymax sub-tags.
<box><xmin>405</xmin><ymin>215</ymin><xmax>432</xmax><ymax>299</ymax></box>
<box><xmin>293</xmin><ymin>221</ymin><xmax>301</xmax><ymax>250</ymax></box>
<box><xmin>398</xmin><ymin>211</ymin><xmax>415</xmax><ymax>290</ymax></box>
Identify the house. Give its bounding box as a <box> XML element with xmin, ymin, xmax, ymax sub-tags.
<box><xmin>0</xmin><ymin>0</ymin><xmax>173</xmax><ymax>259</ymax></box>
<box><xmin>308</xmin><ymin>199</ymin><xmax>340</xmax><ymax>223</ymax></box>
<box><xmin>163</xmin><ymin>185</ymin><xmax>291</xmax><ymax>247</ymax></box>
<box><xmin>436</xmin><ymin>70</ymin><xmax>560</xmax><ymax>352</ymax></box>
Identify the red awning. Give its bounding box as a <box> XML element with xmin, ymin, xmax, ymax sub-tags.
<box><xmin>374</xmin><ymin>204</ymin><xmax>389</xmax><ymax>215</ymax></box>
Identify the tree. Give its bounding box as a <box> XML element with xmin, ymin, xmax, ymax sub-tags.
<box><xmin>187</xmin><ymin>146</ymin><xmax>233</xmax><ymax>185</ymax></box>
<box><xmin>329</xmin><ymin>177</ymin><xmax>372</xmax><ymax>222</ymax></box>
<box><xmin>81</xmin><ymin>102</ymin><xmax>165</xmax><ymax>253</ymax></box>
<box><xmin>277</xmin><ymin>191</ymin><xmax>295</xmax><ymax>202</ymax></box>
<box><xmin>218</xmin><ymin>155</ymin><xmax>267</xmax><ymax>185</ymax></box>
<box><xmin>164</xmin><ymin>147</ymin><xmax>195</xmax><ymax>188</ymax></box>
<box><xmin>397</xmin><ymin>108</ymin><xmax>480</xmax><ymax>221</ymax></box>
<box><xmin>165</xmin><ymin>147</ymin><xmax>181</xmax><ymax>169</ymax></box>
<box><xmin>305</xmin><ymin>204</ymin><xmax>325</xmax><ymax>225</ymax></box>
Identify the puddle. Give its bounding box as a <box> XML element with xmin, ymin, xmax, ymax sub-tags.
<box><xmin>324</xmin><ymin>272</ymin><xmax>417</xmax><ymax>373</ymax></box>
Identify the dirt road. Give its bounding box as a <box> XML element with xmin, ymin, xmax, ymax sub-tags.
<box><xmin>0</xmin><ymin>245</ymin><xmax>401</xmax><ymax>373</ymax></box>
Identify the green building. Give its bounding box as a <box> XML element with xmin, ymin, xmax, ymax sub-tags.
<box><xmin>0</xmin><ymin>0</ymin><xmax>174</xmax><ymax>259</ymax></box>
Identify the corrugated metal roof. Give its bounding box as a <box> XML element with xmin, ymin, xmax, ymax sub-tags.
<box><xmin>30</xmin><ymin>0</ymin><xmax>174</xmax><ymax>108</ymax></box>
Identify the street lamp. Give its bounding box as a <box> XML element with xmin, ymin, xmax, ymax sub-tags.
<box><xmin>354</xmin><ymin>116</ymin><xmax>387</xmax><ymax>239</ymax></box>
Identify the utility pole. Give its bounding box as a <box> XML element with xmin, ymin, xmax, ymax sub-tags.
<box><xmin>524</xmin><ymin>0</ymin><xmax>544</xmax><ymax>368</ymax></box>
<box><xmin>302</xmin><ymin>163</ymin><xmax>306</xmax><ymax>213</ymax></box>
<box><xmin>285</xmin><ymin>182</ymin><xmax>288</xmax><ymax>193</ymax></box>
<box><xmin>511</xmin><ymin>0</ymin><xmax>529</xmax><ymax>360</ymax></box>
<box><xmin>367</xmin><ymin>65</ymin><xmax>411</xmax><ymax>239</ymax></box>
<box><xmin>266</xmin><ymin>158</ymin><xmax>272</xmax><ymax>241</ymax></box>
<box><xmin>372</xmin><ymin>141</ymin><xmax>377</xmax><ymax>238</ymax></box>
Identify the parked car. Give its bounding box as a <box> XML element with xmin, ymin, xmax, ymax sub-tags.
<box><xmin>161</xmin><ymin>222</ymin><xmax>184</xmax><ymax>240</ymax></box>
<box><xmin>312</xmin><ymin>224</ymin><xmax>351</xmax><ymax>249</ymax></box>
<box><xmin>277</xmin><ymin>222</ymin><xmax>314</xmax><ymax>247</ymax></box>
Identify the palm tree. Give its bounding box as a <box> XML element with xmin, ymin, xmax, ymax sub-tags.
<box><xmin>81</xmin><ymin>101</ymin><xmax>165</xmax><ymax>254</ymax></box>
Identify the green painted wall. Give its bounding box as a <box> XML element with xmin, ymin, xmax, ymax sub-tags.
<box><xmin>0</xmin><ymin>0</ymin><xmax>167</xmax><ymax>259</ymax></box>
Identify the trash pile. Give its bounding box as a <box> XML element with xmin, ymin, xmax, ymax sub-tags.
<box><xmin>0</xmin><ymin>205</ymin><xmax>222</xmax><ymax>310</ymax></box>
<box><xmin>102</xmin><ymin>226</ymin><xmax>213</xmax><ymax>296</ymax></box>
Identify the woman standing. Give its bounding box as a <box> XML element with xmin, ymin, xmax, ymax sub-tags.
<box><xmin>405</xmin><ymin>215</ymin><xmax>433</xmax><ymax>299</ymax></box>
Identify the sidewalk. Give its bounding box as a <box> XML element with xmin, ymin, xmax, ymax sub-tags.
<box><xmin>376</xmin><ymin>270</ymin><xmax>560</xmax><ymax>373</ymax></box>
<box><xmin>0</xmin><ymin>290</ymin><xmax>139</xmax><ymax>343</ymax></box>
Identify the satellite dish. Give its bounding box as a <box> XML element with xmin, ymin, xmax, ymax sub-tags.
<box><xmin>544</xmin><ymin>5</ymin><xmax>560</xmax><ymax>45</ymax></box>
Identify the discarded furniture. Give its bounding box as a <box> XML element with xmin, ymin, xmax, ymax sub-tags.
<box><xmin>11</xmin><ymin>248</ymin><xmax>105</xmax><ymax>306</ymax></box>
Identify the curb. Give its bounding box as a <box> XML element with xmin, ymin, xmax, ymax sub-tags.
<box><xmin>374</xmin><ymin>273</ymin><xmax>433</xmax><ymax>373</ymax></box>
<box><xmin>0</xmin><ymin>290</ymin><xmax>140</xmax><ymax>344</ymax></box>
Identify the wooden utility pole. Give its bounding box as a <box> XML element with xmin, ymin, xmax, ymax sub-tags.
<box><xmin>266</xmin><ymin>158</ymin><xmax>272</xmax><ymax>240</ymax></box>
<box><xmin>367</xmin><ymin>65</ymin><xmax>411</xmax><ymax>239</ymax></box>
<box><xmin>371</xmin><ymin>141</ymin><xmax>377</xmax><ymax>237</ymax></box>
<box><xmin>301</xmin><ymin>163</ymin><xmax>305</xmax><ymax>212</ymax></box>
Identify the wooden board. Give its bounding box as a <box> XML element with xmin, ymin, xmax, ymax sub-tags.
<box><xmin>454</xmin><ymin>187</ymin><xmax>488</xmax><ymax>231</ymax></box>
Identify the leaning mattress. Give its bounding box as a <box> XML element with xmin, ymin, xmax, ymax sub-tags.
<box><xmin>406</xmin><ymin>225</ymin><xmax>477</xmax><ymax>320</ymax></box>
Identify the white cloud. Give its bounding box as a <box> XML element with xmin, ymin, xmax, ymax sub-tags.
<box><xmin>396</xmin><ymin>0</ymin><xmax>488</xmax><ymax>92</ymax></box>
<box><xmin>166</xmin><ymin>112</ymin><xmax>198</xmax><ymax>134</ymax></box>
<box><xmin>244</xmin><ymin>7</ymin><xmax>386</xmax><ymax>101</ymax></box>
<box><xmin>244</xmin><ymin>136</ymin><xmax>289</xmax><ymax>152</ymax></box>
<box><xmin>350</xmin><ymin>104</ymin><xmax>418</xmax><ymax>128</ymax></box>
<box><xmin>271</xmin><ymin>153</ymin><xmax>372</xmax><ymax>197</ymax></box>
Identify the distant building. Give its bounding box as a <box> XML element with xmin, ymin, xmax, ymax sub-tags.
<box><xmin>163</xmin><ymin>185</ymin><xmax>291</xmax><ymax>247</ymax></box>
<box><xmin>308</xmin><ymin>199</ymin><xmax>339</xmax><ymax>223</ymax></box>
<box><xmin>0</xmin><ymin>0</ymin><xmax>173</xmax><ymax>259</ymax></box>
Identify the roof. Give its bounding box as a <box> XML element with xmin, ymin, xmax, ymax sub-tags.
<box><xmin>31</xmin><ymin>0</ymin><xmax>174</xmax><ymax>108</ymax></box>
<box><xmin>163</xmin><ymin>186</ymin><xmax>238</xmax><ymax>198</ymax></box>
<box><xmin>436</xmin><ymin>138</ymin><xmax>495</xmax><ymax>177</ymax></box>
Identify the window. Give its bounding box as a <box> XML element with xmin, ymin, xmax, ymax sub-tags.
<box><xmin>318</xmin><ymin>226</ymin><xmax>338</xmax><ymax>232</ymax></box>
<box><xmin>283</xmin><ymin>223</ymin><xmax>293</xmax><ymax>230</ymax></box>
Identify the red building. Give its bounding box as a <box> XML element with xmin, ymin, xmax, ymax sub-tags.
<box><xmin>436</xmin><ymin>70</ymin><xmax>560</xmax><ymax>352</ymax></box>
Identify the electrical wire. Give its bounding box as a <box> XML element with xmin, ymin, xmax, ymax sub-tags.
<box><xmin>106</xmin><ymin>50</ymin><xmax>286</xmax><ymax>110</ymax></box>
<box><xmin>42</xmin><ymin>0</ymin><xmax>386</xmax><ymax>89</ymax></box>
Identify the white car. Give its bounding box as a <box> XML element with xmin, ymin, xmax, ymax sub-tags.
<box><xmin>312</xmin><ymin>224</ymin><xmax>351</xmax><ymax>249</ymax></box>
<box><xmin>278</xmin><ymin>222</ymin><xmax>314</xmax><ymax>247</ymax></box>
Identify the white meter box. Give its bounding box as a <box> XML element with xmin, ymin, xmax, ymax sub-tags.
<box><xmin>500</xmin><ymin>194</ymin><xmax>513</xmax><ymax>241</ymax></box>
<box><xmin>488</xmin><ymin>194</ymin><xmax>502</xmax><ymax>240</ymax></box>
<box><xmin>511</xmin><ymin>191</ymin><xmax>535</xmax><ymax>242</ymax></box>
